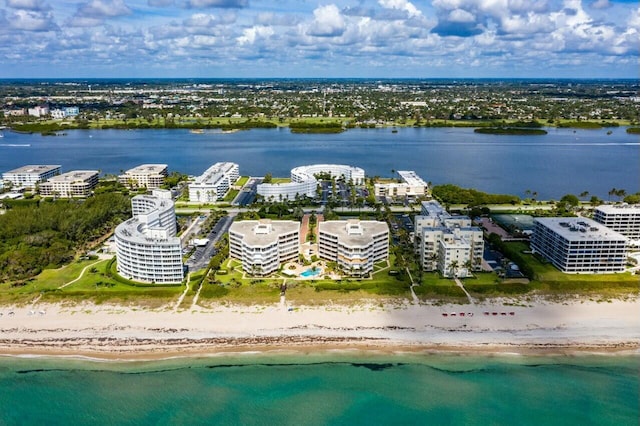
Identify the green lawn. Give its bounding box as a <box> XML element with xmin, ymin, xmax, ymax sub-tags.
<box><xmin>235</xmin><ymin>176</ymin><xmax>250</xmax><ymax>187</ymax></box>
<box><xmin>223</xmin><ymin>189</ymin><xmax>240</xmax><ymax>202</ymax></box>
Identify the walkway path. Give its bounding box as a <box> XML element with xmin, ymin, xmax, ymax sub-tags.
<box><xmin>454</xmin><ymin>277</ymin><xmax>475</xmax><ymax>304</ymax></box>
<box><xmin>173</xmin><ymin>273</ymin><xmax>191</xmax><ymax>312</ymax></box>
<box><xmin>405</xmin><ymin>267</ymin><xmax>419</xmax><ymax>304</ymax></box>
<box><xmin>58</xmin><ymin>259</ymin><xmax>103</xmax><ymax>290</ymax></box>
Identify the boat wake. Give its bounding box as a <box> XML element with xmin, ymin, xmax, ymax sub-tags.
<box><xmin>0</xmin><ymin>143</ymin><xmax>31</xmax><ymax>147</ymax></box>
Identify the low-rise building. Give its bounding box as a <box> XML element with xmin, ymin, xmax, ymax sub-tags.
<box><xmin>27</xmin><ymin>105</ymin><xmax>49</xmax><ymax>117</ymax></box>
<box><xmin>115</xmin><ymin>190</ymin><xmax>183</xmax><ymax>283</ymax></box>
<box><xmin>39</xmin><ymin>170</ymin><xmax>99</xmax><ymax>198</ymax></box>
<box><xmin>374</xmin><ymin>170</ymin><xmax>429</xmax><ymax>200</ymax></box>
<box><xmin>318</xmin><ymin>219</ymin><xmax>389</xmax><ymax>277</ymax></box>
<box><xmin>593</xmin><ymin>204</ymin><xmax>640</xmax><ymax>246</ymax></box>
<box><xmin>531</xmin><ymin>217</ymin><xmax>627</xmax><ymax>274</ymax></box>
<box><xmin>189</xmin><ymin>162</ymin><xmax>239</xmax><ymax>202</ymax></box>
<box><xmin>229</xmin><ymin>219</ymin><xmax>300</xmax><ymax>276</ymax></box>
<box><xmin>118</xmin><ymin>164</ymin><xmax>168</xmax><ymax>189</ymax></box>
<box><xmin>2</xmin><ymin>165</ymin><xmax>61</xmax><ymax>189</ymax></box>
<box><xmin>257</xmin><ymin>164</ymin><xmax>365</xmax><ymax>201</ymax></box>
<box><xmin>414</xmin><ymin>200</ymin><xmax>484</xmax><ymax>278</ymax></box>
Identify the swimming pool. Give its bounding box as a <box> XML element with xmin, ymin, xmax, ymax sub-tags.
<box><xmin>300</xmin><ymin>267</ymin><xmax>322</xmax><ymax>277</ymax></box>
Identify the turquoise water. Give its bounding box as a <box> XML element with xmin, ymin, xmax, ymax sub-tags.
<box><xmin>0</xmin><ymin>354</ymin><xmax>637</xmax><ymax>425</ymax></box>
<box><xmin>300</xmin><ymin>267</ymin><xmax>322</xmax><ymax>277</ymax></box>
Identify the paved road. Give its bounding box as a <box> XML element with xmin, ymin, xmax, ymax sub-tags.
<box><xmin>234</xmin><ymin>177</ymin><xmax>262</xmax><ymax>206</ymax></box>
<box><xmin>186</xmin><ymin>212</ymin><xmax>237</xmax><ymax>272</ymax></box>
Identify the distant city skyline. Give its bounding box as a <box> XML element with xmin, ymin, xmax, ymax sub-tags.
<box><xmin>0</xmin><ymin>0</ymin><xmax>638</xmax><ymax>78</ymax></box>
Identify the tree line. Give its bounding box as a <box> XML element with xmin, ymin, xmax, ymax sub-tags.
<box><xmin>0</xmin><ymin>193</ymin><xmax>131</xmax><ymax>282</ymax></box>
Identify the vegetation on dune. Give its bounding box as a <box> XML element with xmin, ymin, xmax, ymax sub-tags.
<box><xmin>432</xmin><ymin>184</ymin><xmax>520</xmax><ymax>206</ymax></box>
<box><xmin>0</xmin><ymin>193</ymin><xmax>131</xmax><ymax>282</ymax></box>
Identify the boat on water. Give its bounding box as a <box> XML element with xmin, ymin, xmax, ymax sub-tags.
<box><xmin>190</xmin><ymin>129</ymin><xmax>205</xmax><ymax>134</ymax></box>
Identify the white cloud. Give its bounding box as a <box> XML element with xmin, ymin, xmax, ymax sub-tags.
<box><xmin>9</xmin><ymin>9</ymin><xmax>57</xmax><ymax>31</ymax></box>
<box><xmin>237</xmin><ymin>25</ymin><xmax>274</xmax><ymax>45</ymax></box>
<box><xmin>378</xmin><ymin>0</ymin><xmax>422</xmax><ymax>18</ymax></box>
<box><xmin>187</xmin><ymin>0</ymin><xmax>248</xmax><ymax>8</ymax></box>
<box><xmin>76</xmin><ymin>0</ymin><xmax>132</xmax><ymax>19</ymax></box>
<box><xmin>448</xmin><ymin>9</ymin><xmax>475</xmax><ymax>23</ymax></box>
<box><xmin>590</xmin><ymin>0</ymin><xmax>610</xmax><ymax>10</ymax></box>
<box><xmin>6</xmin><ymin>0</ymin><xmax>51</xmax><ymax>11</ymax></box>
<box><xmin>307</xmin><ymin>4</ymin><xmax>346</xmax><ymax>37</ymax></box>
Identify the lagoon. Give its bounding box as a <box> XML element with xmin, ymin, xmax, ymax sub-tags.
<box><xmin>0</xmin><ymin>127</ymin><xmax>637</xmax><ymax>199</ymax></box>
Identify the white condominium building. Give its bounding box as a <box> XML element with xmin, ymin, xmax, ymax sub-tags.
<box><xmin>115</xmin><ymin>191</ymin><xmax>183</xmax><ymax>283</ymax></box>
<box><xmin>39</xmin><ymin>170</ymin><xmax>99</xmax><ymax>198</ymax></box>
<box><xmin>189</xmin><ymin>162</ymin><xmax>239</xmax><ymax>202</ymax></box>
<box><xmin>593</xmin><ymin>204</ymin><xmax>640</xmax><ymax>246</ymax></box>
<box><xmin>118</xmin><ymin>164</ymin><xmax>168</xmax><ymax>189</ymax></box>
<box><xmin>318</xmin><ymin>220</ymin><xmax>389</xmax><ymax>277</ymax></box>
<box><xmin>414</xmin><ymin>200</ymin><xmax>484</xmax><ymax>278</ymax></box>
<box><xmin>374</xmin><ymin>170</ymin><xmax>429</xmax><ymax>199</ymax></box>
<box><xmin>257</xmin><ymin>164</ymin><xmax>365</xmax><ymax>201</ymax></box>
<box><xmin>229</xmin><ymin>219</ymin><xmax>300</xmax><ymax>276</ymax></box>
<box><xmin>2</xmin><ymin>165</ymin><xmax>61</xmax><ymax>189</ymax></box>
<box><xmin>531</xmin><ymin>217</ymin><xmax>628</xmax><ymax>274</ymax></box>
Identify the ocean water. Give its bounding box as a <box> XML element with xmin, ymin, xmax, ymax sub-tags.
<box><xmin>1</xmin><ymin>126</ymin><xmax>638</xmax><ymax>199</ymax></box>
<box><xmin>0</xmin><ymin>353</ymin><xmax>637</xmax><ymax>425</ymax></box>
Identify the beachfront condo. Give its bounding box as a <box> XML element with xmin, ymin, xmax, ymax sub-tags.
<box><xmin>413</xmin><ymin>200</ymin><xmax>484</xmax><ymax>278</ymax></box>
<box><xmin>318</xmin><ymin>219</ymin><xmax>389</xmax><ymax>277</ymax></box>
<box><xmin>115</xmin><ymin>190</ymin><xmax>184</xmax><ymax>283</ymax></box>
<box><xmin>229</xmin><ymin>219</ymin><xmax>300</xmax><ymax>276</ymax></box>
<box><xmin>530</xmin><ymin>217</ymin><xmax>627</xmax><ymax>274</ymax></box>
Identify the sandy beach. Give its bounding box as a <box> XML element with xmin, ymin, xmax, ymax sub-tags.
<box><xmin>1</xmin><ymin>297</ymin><xmax>639</xmax><ymax>359</ymax></box>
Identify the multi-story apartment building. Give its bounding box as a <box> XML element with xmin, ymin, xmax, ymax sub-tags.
<box><xmin>318</xmin><ymin>220</ymin><xmax>389</xmax><ymax>277</ymax></box>
<box><xmin>257</xmin><ymin>164</ymin><xmax>365</xmax><ymax>201</ymax></box>
<box><xmin>229</xmin><ymin>219</ymin><xmax>300</xmax><ymax>276</ymax></box>
<box><xmin>374</xmin><ymin>170</ymin><xmax>429</xmax><ymax>200</ymax></box>
<box><xmin>593</xmin><ymin>204</ymin><xmax>640</xmax><ymax>246</ymax></box>
<box><xmin>414</xmin><ymin>200</ymin><xmax>484</xmax><ymax>278</ymax></box>
<box><xmin>530</xmin><ymin>217</ymin><xmax>627</xmax><ymax>274</ymax></box>
<box><xmin>2</xmin><ymin>165</ymin><xmax>61</xmax><ymax>189</ymax></box>
<box><xmin>188</xmin><ymin>162</ymin><xmax>239</xmax><ymax>202</ymax></box>
<box><xmin>39</xmin><ymin>170</ymin><xmax>99</xmax><ymax>198</ymax></box>
<box><xmin>118</xmin><ymin>164</ymin><xmax>168</xmax><ymax>189</ymax></box>
<box><xmin>115</xmin><ymin>190</ymin><xmax>183</xmax><ymax>283</ymax></box>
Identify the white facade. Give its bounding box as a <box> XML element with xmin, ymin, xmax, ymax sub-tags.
<box><xmin>189</xmin><ymin>162</ymin><xmax>239</xmax><ymax>202</ymax></box>
<box><xmin>593</xmin><ymin>204</ymin><xmax>640</xmax><ymax>246</ymax></box>
<box><xmin>374</xmin><ymin>170</ymin><xmax>429</xmax><ymax>199</ymax></box>
<box><xmin>118</xmin><ymin>164</ymin><xmax>168</xmax><ymax>189</ymax></box>
<box><xmin>39</xmin><ymin>170</ymin><xmax>99</xmax><ymax>198</ymax></box>
<box><xmin>229</xmin><ymin>219</ymin><xmax>300</xmax><ymax>276</ymax></box>
<box><xmin>531</xmin><ymin>217</ymin><xmax>628</xmax><ymax>274</ymax></box>
<box><xmin>414</xmin><ymin>200</ymin><xmax>484</xmax><ymax>278</ymax></box>
<box><xmin>318</xmin><ymin>220</ymin><xmax>389</xmax><ymax>277</ymax></box>
<box><xmin>2</xmin><ymin>165</ymin><xmax>61</xmax><ymax>189</ymax></box>
<box><xmin>115</xmin><ymin>193</ymin><xmax>183</xmax><ymax>283</ymax></box>
<box><xmin>257</xmin><ymin>164</ymin><xmax>365</xmax><ymax>201</ymax></box>
<box><xmin>27</xmin><ymin>105</ymin><xmax>49</xmax><ymax>117</ymax></box>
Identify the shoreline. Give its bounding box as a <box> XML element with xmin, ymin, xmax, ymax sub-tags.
<box><xmin>1</xmin><ymin>297</ymin><xmax>638</xmax><ymax>362</ymax></box>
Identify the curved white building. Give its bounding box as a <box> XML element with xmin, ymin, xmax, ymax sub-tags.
<box><xmin>115</xmin><ymin>191</ymin><xmax>183</xmax><ymax>283</ymax></box>
<box><xmin>229</xmin><ymin>219</ymin><xmax>300</xmax><ymax>276</ymax></box>
<box><xmin>257</xmin><ymin>164</ymin><xmax>365</xmax><ymax>201</ymax></box>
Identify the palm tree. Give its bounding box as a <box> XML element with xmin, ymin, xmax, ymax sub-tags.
<box><xmin>449</xmin><ymin>260</ymin><xmax>459</xmax><ymax>278</ymax></box>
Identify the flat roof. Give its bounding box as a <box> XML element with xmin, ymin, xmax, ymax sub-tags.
<box><xmin>194</xmin><ymin>162</ymin><xmax>238</xmax><ymax>185</ymax></box>
<box><xmin>398</xmin><ymin>170</ymin><xmax>427</xmax><ymax>186</ymax></box>
<box><xmin>595</xmin><ymin>204</ymin><xmax>640</xmax><ymax>215</ymax></box>
<box><xmin>230</xmin><ymin>220</ymin><xmax>299</xmax><ymax>247</ymax></box>
<box><xmin>534</xmin><ymin>217</ymin><xmax>627</xmax><ymax>242</ymax></box>
<box><xmin>4</xmin><ymin>165</ymin><xmax>61</xmax><ymax>175</ymax></box>
<box><xmin>320</xmin><ymin>220</ymin><xmax>388</xmax><ymax>247</ymax></box>
<box><xmin>124</xmin><ymin>164</ymin><xmax>168</xmax><ymax>174</ymax></box>
<box><xmin>47</xmin><ymin>170</ymin><xmax>99</xmax><ymax>182</ymax></box>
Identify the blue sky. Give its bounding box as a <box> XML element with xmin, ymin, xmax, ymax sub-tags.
<box><xmin>0</xmin><ymin>0</ymin><xmax>638</xmax><ymax>78</ymax></box>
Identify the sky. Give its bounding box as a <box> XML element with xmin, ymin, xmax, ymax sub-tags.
<box><xmin>0</xmin><ymin>0</ymin><xmax>638</xmax><ymax>78</ymax></box>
